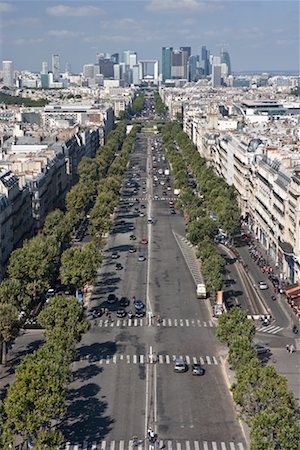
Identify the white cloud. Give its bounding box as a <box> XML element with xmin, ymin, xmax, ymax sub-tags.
<box><xmin>47</xmin><ymin>29</ymin><xmax>83</xmax><ymax>38</ymax></box>
<box><xmin>47</xmin><ymin>4</ymin><xmax>105</xmax><ymax>17</ymax></box>
<box><xmin>14</xmin><ymin>38</ymin><xmax>44</xmax><ymax>46</ymax></box>
<box><xmin>146</xmin><ymin>0</ymin><xmax>220</xmax><ymax>12</ymax></box>
<box><xmin>100</xmin><ymin>18</ymin><xmax>141</xmax><ymax>30</ymax></box>
<box><xmin>0</xmin><ymin>2</ymin><xmax>15</xmax><ymax>13</ymax></box>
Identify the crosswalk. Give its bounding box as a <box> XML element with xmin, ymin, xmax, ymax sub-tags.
<box><xmin>59</xmin><ymin>439</ymin><xmax>246</xmax><ymax>450</ymax></box>
<box><xmin>97</xmin><ymin>318</ymin><xmax>214</xmax><ymax>328</ymax></box>
<box><xmin>123</xmin><ymin>197</ymin><xmax>176</xmax><ymax>202</ymax></box>
<box><xmin>79</xmin><ymin>354</ymin><xmax>223</xmax><ymax>366</ymax></box>
<box><xmin>255</xmin><ymin>324</ymin><xmax>284</xmax><ymax>335</ymax></box>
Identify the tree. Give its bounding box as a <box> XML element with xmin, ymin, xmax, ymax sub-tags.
<box><xmin>38</xmin><ymin>295</ymin><xmax>88</xmax><ymax>351</ymax></box>
<box><xmin>216</xmin><ymin>308</ymin><xmax>255</xmax><ymax>346</ymax></box>
<box><xmin>60</xmin><ymin>243</ymin><xmax>102</xmax><ymax>289</ymax></box>
<box><xmin>0</xmin><ymin>278</ymin><xmax>30</xmax><ymax>311</ymax></box>
<box><xmin>232</xmin><ymin>365</ymin><xmax>295</xmax><ymax>424</ymax></box>
<box><xmin>250</xmin><ymin>406</ymin><xmax>300</xmax><ymax>450</ymax></box>
<box><xmin>8</xmin><ymin>235</ymin><xmax>60</xmax><ymax>306</ymax></box>
<box><xmin>66</xmin><ymin>182</ymin><xmax>92</xmax><ymax>218</ymax></box>
<box><xmin>77</xmin><ymin>156</ymin><xmax>99</xmax><ymax>186</ymax></box>
<box><xmin>187</xmin><ymin>217</ymin><xmax>219</xmax><ymax>245</ymax></box>
<box><xmin>2</xmin><ymin>348</ymin><xmax>68</xmax><ymax>448</ymax></box>
<box><xmin>43</xmin><ymin>209</ymin><xmax>71</xmax><ymax>246</ymax></box>
<box><xmin>228</xmin><ymin>336</ymin><xmax>258</xmax><ymax>370</ymax></box>
<box><xmin>0</xmin><ymin>303</ymin><xmax>19</xmax><ymax>364</ymax></box>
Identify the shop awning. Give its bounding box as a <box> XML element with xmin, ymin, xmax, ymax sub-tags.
<box><xmin>285</xmin><ymin>284</ymin><xmax>300</xmax><ymax>298</ymax></box>
<box><xmin>278</xmin><ymin>240</ymin><xmax>294</xmax><ymax>256</ymax></box>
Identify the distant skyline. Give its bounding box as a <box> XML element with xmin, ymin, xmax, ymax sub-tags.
<box><xmin>0</xmin><ymin>0</ymin><xmax>299</xmax><ymax>73</ymax></box>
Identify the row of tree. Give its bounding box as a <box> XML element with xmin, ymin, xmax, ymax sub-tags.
<box><xmin>1</xmin><ymin>294</ymin><xmax>88</xmax><ymax>449</ymax></box>
<box><xmin>154</xmin><ymin>92</ymin><xmax>167</xmax><ymax>115</ymax></box>
<box><xmin>161</xmin><ymin>121</ymin><xmax>230</xmax><ymax>293</ymax></box>
<box><xmin>217</xmin><ymin>309</ymin><xmax>300</xmax><ymax>449</ymax></box>
<box><xmin>0</xmin><ymin>123</ymin><xmax>141</xmax><ymax>446</ymax></box>
<box><xmin>0</xmin><ymin>123</ymin><xmax>129</xmax><ymax>365</ymax></box>
<box><xmin>130</xmin><ymin>93</ymin><xmax>145</xmax><ymax>115</ymax></box>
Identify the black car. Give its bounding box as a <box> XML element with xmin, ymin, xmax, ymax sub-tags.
<box><xmin>107</xmin><ymin>294</ymin><xmax>117</xmax><ymax>304</ymax></box>
<box><xmin>116</xmin><ymin>263</ymin><xmax>123</xmax><ymax>270</ymax></box>
<box><xmin>119</xmin><ymin>296</ymin><xmax>130</xmax><ymax>307</ymax></box>
<box><xmin>135</xmin><ymin>309</ymin><xmax>145</xmax><ymax>318</ymax></box>
<box><xmin>116</xmin><ymin>308</ymin><xmax>127</xmax><ymax>318</ymax></box>
<box><xmin>129</xmin><ymin>246</ymin><xmax>136</xmax><ymax>253</ymax></box>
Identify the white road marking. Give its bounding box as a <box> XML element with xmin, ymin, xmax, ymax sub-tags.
<box><xmin>174</xmin><ymin>319</ymin><xmax>178</xmax><ymax>326</ymax></box>
<box><xmin>110</xmin><ymin>441</ymin><xmax>115</xmax><ymax>450</ymax></box>
<box><xmin>140</xmin><ymin>355</ymin><xmax>144</xmax><ymax>364</ymax></box>
<box><xmin>197</xmin><ymin>320</ymin><xmax>201</xmax><ymax>327</ymax></box>
<box><xmin>185</xmin><ymin>319</ymin><xmax>189</xmax><ymax>326</ymax></box>
<box><xmin>206</xmin><ymin>356</ymin><xmax>211</xmax><ymax>365</ymax></box>
<box><xmin>166</xmin><ymin>355</ymin><xmax>170</xmax><ymax>364</ymax></box>
<box><xmin>168</xmin><ymin>319</ymin><xmax>172</xmax><ymax>326</ymax></box>
<box><xmin>133</xmin><ymin>355</ymin><xmax>137</xmax><ymax>364</ymax></box>
<box><xmin>112</xmin><ymin>355</ymin><xmax>117</xmax><ymax>364</ymax></box>
<box><xmin>193</xmin><ymin>357</ymin><xmax>197</xmax><ymax>364</ymax></box>
<box><xmin>194</xmin><ymin>441</ymin><xmax>200</xmax><ymax>450</ymax></box>
<box><xmin>203</xmin><ymin>442</ymin><xmax>209</xmax><ymax>450</ymax></box>
<box><xmin>212</xmin><ymin>443</ymin><xmax>218</xmax><ymax>450</ymax></box>
<box><xmin>127</xmin><ymin>355</ymin><xmax>130</xmax><ymax>364</ymax></box>
<box><xmin>186</xmin><ymin>355</ymin><xmax>190</xmax><ymax>364</ymax></box>
<box><xmin>212</xmin><ymin>356</ymin><xmax>218</xmax><ymax>365</ymax></box>
<box><xmin>200</xmin><ymin>357</ymin><xmax>205</xmax><ymax>365</ymax></box>
<box><xmin>221</xmin><ymin>443</ymin><xmax>227</xmax><ymax>450</ymax></box>
<box><xmin>159</xmin><ymin>354</ymin><xmax>164</xmax><ymax>363</ymax></box>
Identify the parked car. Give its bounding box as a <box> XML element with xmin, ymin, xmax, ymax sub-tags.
<box><xmin>252</xmin><ymin>343</ymin><xmax>270</xmax><ymax>355</ymax></box>
<box><xmin>129</xmin><ymin>246</ymin><xmax>136</xmax><ymax>253</ymax></box>
<box><xmin>116</xmin><ymin>263</ymin><xmax>123</xmax><ymax>270</ymax></box>
<box><xmin>134</xmin><ymin>299</ymin><xmax>145</xmax><ymax>311</ymax></box>
<box><xmin>111</xmin><ymin>251</ymin><xmax>119</xmax><ymax>259</ymax></box>
<box><xmin>107</xmin><ymin>294</ymin><xmax>117</xmax><ymax>304</ymax></box>
<box><xmin>116</xmin><ymin>308</ymin><xmax>126</xmax><ymax>318</ymax></box>
<box><xmin>119</xmin><ymin>296</ymin><xmax>130</xmax><ymax>307</ymax></box>
<box><xmin>140</xmin><ymin>237</ymin><xmax>148</xmax><ymax>244</ymax></box>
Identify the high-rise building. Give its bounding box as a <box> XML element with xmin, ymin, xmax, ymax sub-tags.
<box><xmin>212</xmin><ymin>64</ymin><xmax>222</xmax><ymax>87</ymax></box>
<box><xmin>65</xmin><ymin>62</ymin><xmax>71</xmax><ymax>74</ymax></box>
<box><xmin>188</xmin><ymin>55</ymin><xmax>199</xmax><ymax>82</ymax></box>
<box><xmin>201</xmin><ymin>46</ymin><xmax>210</xmax><ymax>76</ymax></box>
<box><xmin>2</xmin><ymin>60</ymin><xmax>14</xmax><ymax>87</ymax></box>
<box><xmin>162</xmin><ymin>47</ymin><xmax>173</xmax><ymax>81</ymax></box>
<box><xmin>170</xmin><ymin>49</ymin><xmax>189</xmax><ymax>79</ymax></box>
<box><xmin>41</xmin><ymin>61</ymin><xmax>48</xmax><ymax>74</ymax></box>
<box><xmin>83</xmin><ymin>64</ymin><xmax>96</xmax><ymax>79</ymax></box>
<box><xmin>52</xmin><ymin>54</ymin><xmax>60</xmax><ymax>81</ymax></box>
<box><xmin>123</xmin><ymin>50</ymin><xmax>136</xmax><ymax>66</ymax></box>
<box><xmin>132</xmin><ymin>65</ymin><xmax>140</xmax><ymax>85</ymax></box>
<box><xmin>180</xmin><ymin>46</ymin><xmax>191</xmax><ymax>59</ymax></box>
<box><xmin>111</xmin><ymin>53</ymin><xmax>119</xmax><ymax>64</ymax></box>
<box><xmin>220</xmin><ymin>49</ymin><xmax>231</xmax><ymax>75</ymax></box>
<box><xmin>129</xmin><ymin>53</ymin><xmax>137</xmax><ymax>69</ymax></box>
<box><xmin>98</xmin><ymin>55</ymin><xmax>114</xmax><ymax>78</ymax></box>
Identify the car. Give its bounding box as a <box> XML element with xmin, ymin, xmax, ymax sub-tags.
<box><xmin>140</xmin><ymin>204</ymin><xmax>146</xmax><ymax>209</ymax></box>
<box><xmin>135</xmin><ymin>309</ymin><xmax>145</xmax><ymax>318</ymax></box>
<box><xmin>192</xmin><ymin>364</ymin><xmax>205</xmax><ymax>376</ymax></box>
<box><xmin>140</xmin><ymin>237</ymin><xmax>148</xmax><ymax>244</ymax></box>
<box><xmin>139</xmin><ymin>212</ymin><xmax>145</xmax><ymax>217</ymax></box>
<box><xmin>138</xmin><ymin>253</ymin><xmax>146</xmax><ymax>262</ymax></box>
<box><xmin>116</xmin><ymin>308</ymin><xmax>127</xmax><ymax>318</ymax></box>
<box><xmin>252</xmin><ymin>343</ymin><xmax>270</xmax><ymax>355</ymax></box>
<box><xmin>259</xmin><ymin>281</ymin><xmax>268</xmax><ymax>290</ymax></box>
<box><xmin>169</xmin><ymin>201</ymin><xmax>174</xmax><ymax>208</ymax></box>
<box><xmin>119</xmin><ymin>296</ymin><xmax>130</xmax><ymax>307</ymax></box>
<box><xmin>147</xmin><ymin>217</ymin><xmax>153</xmax><ymax>224</ymax></box>
<box><xmin>129</xmin><ymin>224</ymin><xmax>135</xmax><ymax>231</ymax></box>
<box><xmin>116</xmin><ymin>263</ymin><xmax>123</xmax><ymax>270</ymax></box>
<box><xmin>134</xmin><ymin>299</ymin><xmax>145</xmax><ymax>311</ymax></box>
<box><xmin>128</xmin><ymin>202</ymin><xmax>134</xmax><ymax>207</ymax></box>
<box><xmin>167</xmin><ymin>186</ymin><xmax>171</xmax><ymax>191</ymax></box>
<box><xmin>154</xmin><ymin>194</ymin><xmax>159</xmax><ymax>200</ymax></box>
<box><xmin>170</xmin><ymin>209</ymin><xmax>176</xmax><ymax>215</ymax></box>
<box><xmin>174</xmin><ymin>357</ymin><xmax>187</xmax><ymax>373</ymax></box>
<box><xmin>111</xmin><ymin>251</ymin><xmax>119</xmax><ymax>259</ymax></box>
<box><xmin>130</xmin><ymin>234</ymin><xmax>137</xmax><ymax>240</ymax></box>
<box><xmin>129</xmin><ymin>246</ymin><xmax>136</xmax><ymax>253</ymax></box>
<box><xmin>107</xmin><ymin>294</ymin><xmax>117</xmax><ymax>304</ymax></box>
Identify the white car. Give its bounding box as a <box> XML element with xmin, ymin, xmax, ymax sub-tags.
<box><xmin>259</xmin><ymin>281</ymin><xmax>268</xmax><ymax>290</ymax></box>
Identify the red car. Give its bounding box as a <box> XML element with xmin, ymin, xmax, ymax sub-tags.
<box><xmin>140</xmin><ymin>237</ymin><xmax>148</xmax><ymax>245</ymax></box>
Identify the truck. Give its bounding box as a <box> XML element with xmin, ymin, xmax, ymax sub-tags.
<box><xmin>197</xmin><ymin>283</ymin><xmax>207</xmax><ymax>299</ymax></box>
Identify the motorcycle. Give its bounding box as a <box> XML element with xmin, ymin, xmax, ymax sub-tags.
<box><xmin>271</xmin><ymin>295</ymin><xmax>276</xmax><ymax>301</ymax></box>
<box><xmin>128</xmin><ymin>310</ymin><xmax>135</xmax><ymax>319</ymax></box>
<box><xmin>292</xmin><ymin>325</ymin><xmax>298</xmax><ymax>334</ymax></box>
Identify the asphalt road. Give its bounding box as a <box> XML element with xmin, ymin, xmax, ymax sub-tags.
<box><xmin>59</xmin><ymin>131</ymin><xmax>246</xmax><ymax>450</ymax></box>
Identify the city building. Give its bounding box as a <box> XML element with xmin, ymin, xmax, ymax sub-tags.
<box><xmin>220</xmin><ymin>49</ymin><xmax>231</xmax><ymax>76</ymax></box>
<box><xmin>162</xmin><ymin>47</ymin><xmax>173</xmax><ymax>82</ymax></box>
<box><xmin>212</xmin><ymin>64</ymin><xmax>222</xmax><ymax>87</ymax></box>
<box><xmin>2</xmin><ymin>60</ymin><xmax>14</xmax><ymax>87</ymax></box>
<box><xmin>52</xmin><ymin>54</ymin><xmax>60</xmax><ymax>82</ymax></box>
<box><xmin>41</xmin><ymin>61</ymin><xmax>48</xmax><ymax>75</ymax></box>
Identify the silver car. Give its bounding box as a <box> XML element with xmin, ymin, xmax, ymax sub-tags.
<box><xmin>174</xmin><ymin>357</ymin><xmax>187</xmax><ymax>373</ymax></box>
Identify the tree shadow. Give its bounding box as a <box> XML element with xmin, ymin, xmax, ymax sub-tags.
<box><xmin>71</xmin><ymin>364</ymin><xmax>103</xmax><ymax>383</ymax></box>
<box><xmin>75</xmin><ymin>340</ymin><xmax>117</xmax><ymax>362</ymax></box>
<box><xmin>59</xmin><ymin>383</ymin><xmax>114</xmax><ymax>442</ymax></box>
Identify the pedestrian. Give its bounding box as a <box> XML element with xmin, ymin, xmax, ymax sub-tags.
<box><xmin>289</xmin><ymin>344</ymin><xmax>295</xmax><ymax>354</ymax></box>
<box><xmin>286</xmin><ymin>344</ymin><xmax>290</xmax><ymax>352</ymax></box>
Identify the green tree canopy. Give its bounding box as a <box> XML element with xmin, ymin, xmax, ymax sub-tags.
<box><xmin>60</xmin><ymin>243</ymin><xmax>102</xmax><ymax>289</ymax></box>
<box><xmin>216</xmin><ymin>308</ymin><xmax>256</xmax><ymax>346</ymax></box>
<box><xmin>0</xmin><ymin>303</ymin><xmax>19</xmax><ymax>364</ymax></box>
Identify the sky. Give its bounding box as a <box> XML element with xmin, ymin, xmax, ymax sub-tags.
<box><xmin>0</xmin><ymin>0</ymin><xmax>299</xmax><ymax>73</ymax></box>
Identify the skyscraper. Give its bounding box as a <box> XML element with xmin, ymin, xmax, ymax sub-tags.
<box><xmin>52</xmin><ymin>54</ymin><xmax>60</xmax><ymax>82</ymax></box>
<box><xmin>201</xmin><ymin>46</ymin><xmax>210</xmax><ymax>76</ymax></box>
<box><xmin>212</xmin><ymin>64</ymin><xmax>222</xmax><ymax>87</ymax></box>
<box><xmin>65</xmin><ymin>62</ymin><xmax>71</xmax><ymax>74</ymax></box>
<box><xmin>170</xmin><ymin>48</ymin><xmax>189</xmax><ymax>79</ymax></box>
<box><xmin>129</xmin><ymin>53</ymin><xmax>137</xmax><ymax>68</ymax></box>
<box><xmin>180</xmin><ymin>46</ymin><xmax>191</xmax><ymax>59</ymax></box>
<box><xmin>220</xmin><ymin>49</ymin><xmax>231</xmax><ymax>75</ymax></box>
<box><xmin>111</xmin><ymin>53</ymin><xmax>119</xmax><ymax>64</ymax></box>
<box><xmin>2</xmin><ymin>61</ymin><xmax>14</xmax><ymax>87</ymax></box>
<box><xmin>162</xmin><ymin>47</ymin><xmax>173</xmax><ymax>81</ymax></box>
<box><xmin>123</xmin><ymin>50</ymin><xmax>136</xmax><ymax>66</ymax></box>
<box><xmin>41</xmin><ymin>61</ymin><xmax>48</xmax><ymax>74</ymax></box>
